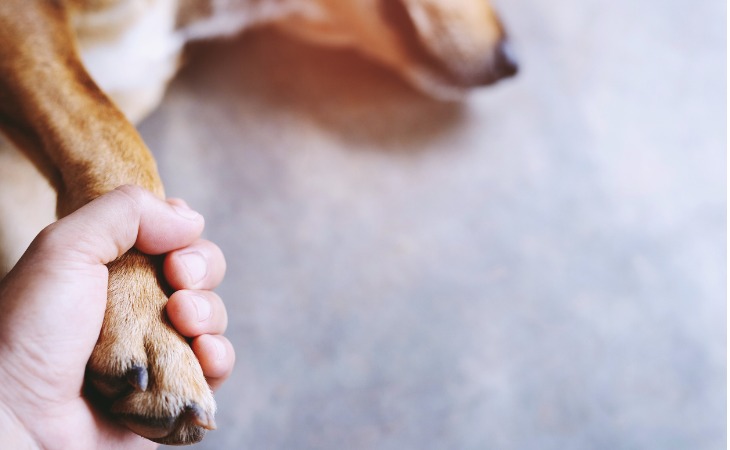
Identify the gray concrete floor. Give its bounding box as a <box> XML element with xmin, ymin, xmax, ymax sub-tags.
<box><xmin>145</xmin><ymin>0</ymin><xmax>726</xmax><ymax>448</ymax></box>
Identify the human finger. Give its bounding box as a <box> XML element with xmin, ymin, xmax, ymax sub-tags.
<box><xmin>32</xmin><ymin>185</ymin><xmax>204</xmax><ymax>266</ymax></box>
<box><xmin>191</xmin><ymin>334</ymin><xmax>235</xmax><ymax>391</ymax></box>
<box><xmin>166</xmin><ymin>290</ymin><xmax>228</xmax><ymax>337</ymax></box>
<box><xmin>163</xmin><ymin>240</ymin><xmax>226</xmax><ymax>290</ymax></box>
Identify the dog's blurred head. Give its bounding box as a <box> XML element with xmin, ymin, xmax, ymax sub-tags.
<box><xmin>278</xmin><ymin>0</ymin><xmax>518</xmax><ymax>99</ymax></box>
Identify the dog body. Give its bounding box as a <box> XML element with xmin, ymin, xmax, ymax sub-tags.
<box><xmin>0</xmin><ymin>0</ymin><xmax>516</xmax><ymax>444</ymax></box>
<box><xmin>78</xmin><ymin>0</ymin><xmax>517</xmax><ymax>121</ymax></box>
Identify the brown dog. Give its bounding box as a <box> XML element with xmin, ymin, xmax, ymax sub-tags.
<box><xmin>0</xmin><ymin>0</ymin><xmax>517</xmax><ymax>445</ymax></box>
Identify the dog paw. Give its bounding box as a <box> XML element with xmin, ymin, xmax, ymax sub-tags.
<box><xmin>86</xmin><ymin>249</ymin><xmax>216</xmax><ymax>445</ymax></box>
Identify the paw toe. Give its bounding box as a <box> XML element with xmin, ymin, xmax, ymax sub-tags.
<box><xmin>117</xmin><ymin>403</ymin><xmax>215</xmax><ymax>444</ymax></box>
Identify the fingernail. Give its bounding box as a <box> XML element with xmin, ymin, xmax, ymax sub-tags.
<box><xmin>180</xmin><ymin>251</ymin><xmax>207</xmax><ymax>285</ymax></box>
<box><xmin>211</xmin><ymin>337</ymin><xmax>225</xmax><ymax>361</ymax></box>
<box><xmin>190</xmin><ymin>294</ymin><xmax>212</xmax><ymax>322</ymax></box>
<box><xmin>172</xmin><ymin>204</ymin><xmax>201</xmax><ymax>220</ymax></box>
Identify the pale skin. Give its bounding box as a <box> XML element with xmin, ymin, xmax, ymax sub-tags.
<box><xmin>0</xmin><ymin>185</ymin><xmax>235</xmax><ymax>449</ymax></box>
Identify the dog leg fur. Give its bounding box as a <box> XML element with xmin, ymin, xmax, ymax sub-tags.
<box><xmin>0</xmin><ymin>1</ymin><xmax>215</xmax><ymax>444</ymax></box>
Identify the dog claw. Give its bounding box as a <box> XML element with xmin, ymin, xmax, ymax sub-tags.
<box><xmin>188</xmin><ymin>403</ymin><xmax>217</xmax><ymax>430</ymax></box>
<box><xmin>126</xmin><ymin>365</ymin><xmax>148</xmax><ymax>392</ymax></box>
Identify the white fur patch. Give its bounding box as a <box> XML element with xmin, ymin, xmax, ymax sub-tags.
<box><xmin>178</xmin><ymin>0</ymin><xmax>325</xmax><ymax>41</ymax></box>
<box><xmin>76</xmin><ymin>0</ymin><xmax>184</xmax><ymax>121</ymax></box>
<box><xmin>72</xmin><ymin>0</ymin><xmax>331</xmax><ymax>121</ymax></box>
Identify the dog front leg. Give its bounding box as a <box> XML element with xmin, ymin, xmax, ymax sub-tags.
<box><xmin>0</xmin><ymin>1</ymin><xmax>164</xmax><ymax>208</ymax></box>
<box><xmin>0</xmin><ymin>1</ymin><xmax>216</xmax><ymax>444</ymax></box>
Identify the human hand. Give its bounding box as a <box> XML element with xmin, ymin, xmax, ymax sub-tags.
<box><xmin>0</xmin><ymin>185</ymin><xmax>234</xmax><ymax>449</ymax></box>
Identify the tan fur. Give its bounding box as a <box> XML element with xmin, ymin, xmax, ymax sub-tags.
<box><xmin>0</xmin><ymin>0</ymin><xmax>515</xmax><ymax>445</ymax></box>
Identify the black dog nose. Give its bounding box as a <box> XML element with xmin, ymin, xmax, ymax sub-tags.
<box><xmin>472</xmin><ymin>38</ymin><xmax>519</xmax><ymax>86</ymax></box>
<box><xmin>493</xmin><ymin>38</ymin><xmax>519</xmax><ymax>79</ymax></box>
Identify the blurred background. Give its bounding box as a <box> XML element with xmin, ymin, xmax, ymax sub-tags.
<box><xmin>146</xmin><ymin>0</ymin><xmax>726</xmax><ymax>448</ymax></box>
